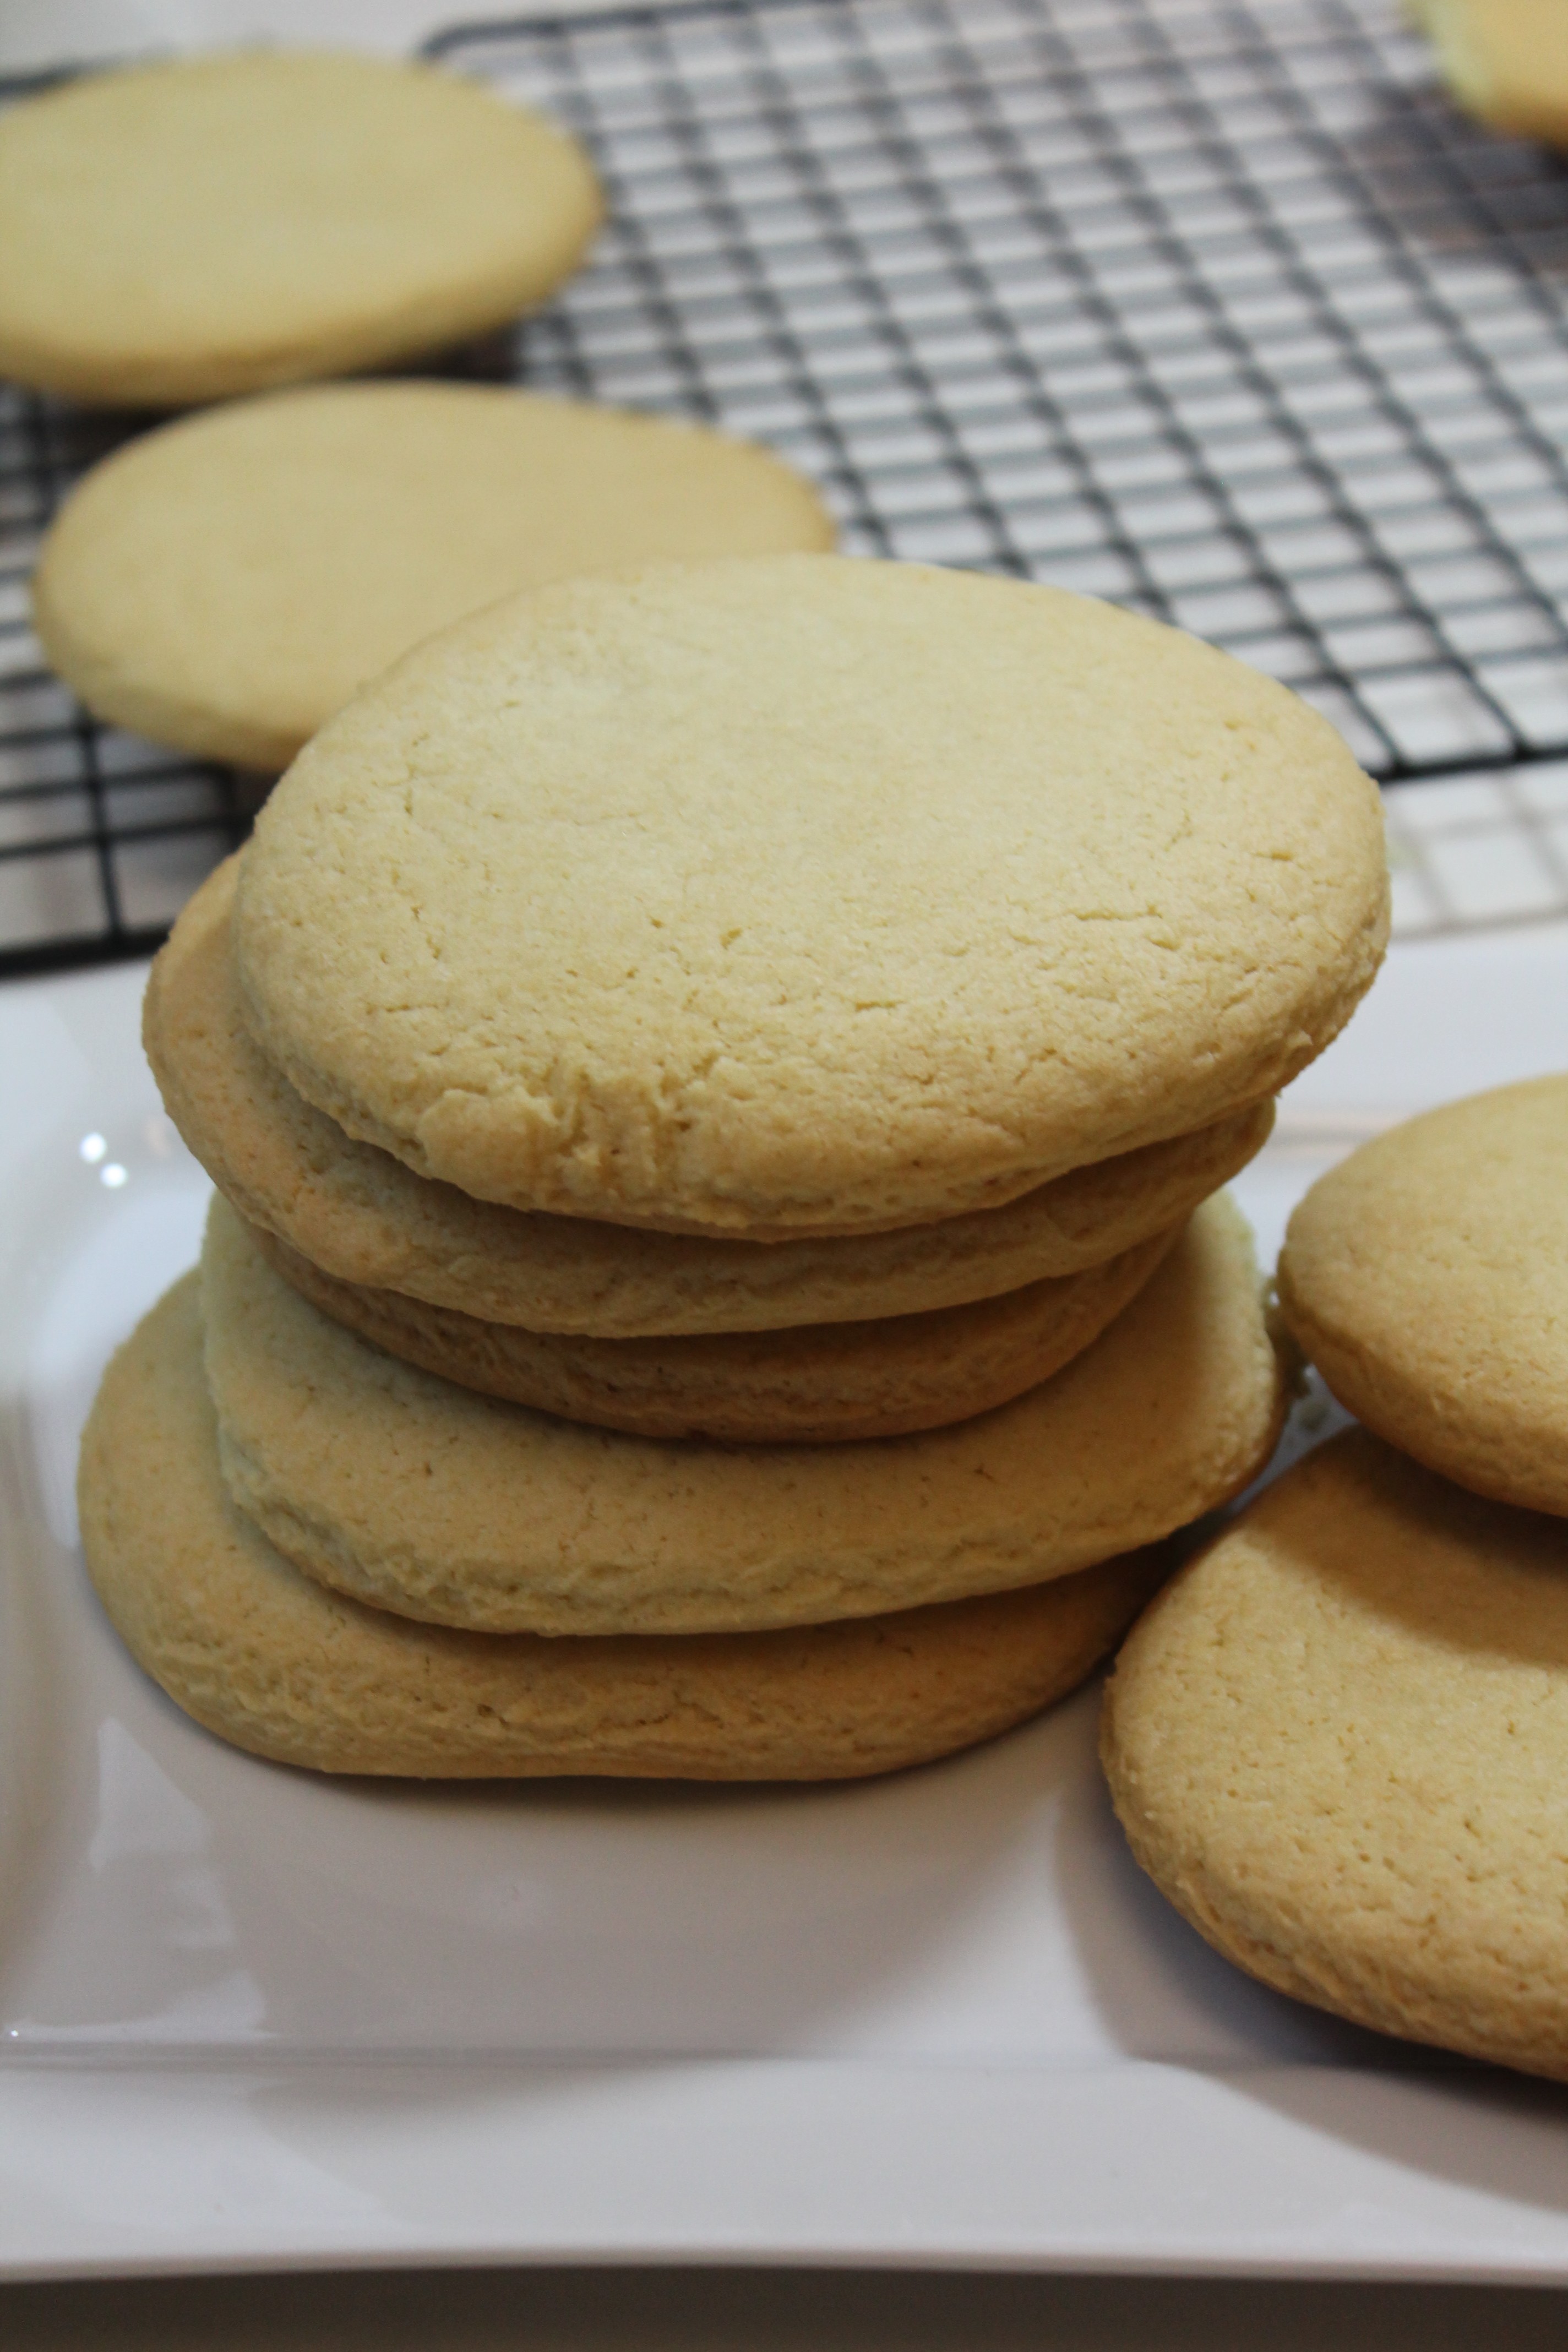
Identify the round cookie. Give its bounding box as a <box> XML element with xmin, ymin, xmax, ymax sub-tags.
<box><xmin>1278</xmin><ymin>1077</ymin><xmax>1568</xmax><ymax>1515</ymax></box>
<box><xmin>79</xmin><ymin>1273</ymin><xmax>1169</xmax><ymax>1782</ymax></box>
<box><xmin>200</xmin><ymin>1189</ymin><xmax>1286</xmax><ymax>1636</ymax></box>
<box><xmin>34</xmin><ymin>385</ymin><xmax>835</xmax><ymax>771</ymax></box>
<box><xmin>235</xmin><ymin>557</ymin><xmax>1389</xmax><ymax>1237</ymax></box>
<box><xmin>1412</xmin><ymin>0</ymin><xmax>1568</xmax><ymax>146</ymax></box>
<box><xmin>0</xmin><ymin>51</ymin><xmax>601</xmax><ymax>406</ymax></box>
<box><xmin>251</xmin><ymin>1215</ymin><xmax>1178</xmax><ymax>1443</ymax></box>
<box><xmin>145</xmin><ymin>856</ymin><xmax>1277</xmax><ymax>1336</ymax></box>
<box><xmin>1102</xmin><ymin>1428</ymin><xmax>1568</xmax><ymax>2083</ymax></box>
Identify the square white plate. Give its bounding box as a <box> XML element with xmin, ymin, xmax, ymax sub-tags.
<box><xmin>3</xmin><ymin>930</ymin><xmax>1568</xmax><ymax>2284</ymax></box>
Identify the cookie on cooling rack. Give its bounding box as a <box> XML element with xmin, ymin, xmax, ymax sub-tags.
<box><xmin>79</xmin><ymin>1271</ymin><xmax>1171</xmax><ymax>1782</ymax></box>
<box><xmin>233</xmin><ymin>556</ymin><xmax>1389</xmax><ymax>1236</ymax></box>
<box><xmin>0</xmin><ymin>51</ymin><xmax>601</xmax><ymax>404</ymax></box>
<box><xmin>1103</xmin><ymin>1427</ymin><xmax>1568</xmax><ymax>2082</ymax></box>
<box><xmin>1411</xmin><ymin>0</ymin><xmax>1568</xmax><ymax>145</ymax></box>
<box><xmin>1278</xmin><ymin>1076</ymin><xmax>1568</xmax><ymax>1515</ymax></box>
<box><xmin>33</xmin><ymin>385</ymin><xmax>836</xmax><ymax>769</ymax></box>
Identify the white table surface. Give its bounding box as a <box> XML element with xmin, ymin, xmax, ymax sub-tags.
<box><xmin>3</xmin><ymin>0</ymin><xmax>1568</xmax><ymax>2340</ymax></box>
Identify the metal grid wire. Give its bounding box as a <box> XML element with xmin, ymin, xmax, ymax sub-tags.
<box><xmin>6</xmin><ymin>0</ymin><xmax>1568</xmax><ymax>974</ymax></box>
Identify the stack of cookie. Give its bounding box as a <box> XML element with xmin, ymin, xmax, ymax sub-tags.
<box><xmin>81</xmin><ymin>554</ymin><xmax>1391</xmax><ymax>1782</ymax></box>
<box><xmin>1103</xmin><ymin>1075</ymin><xmax>1568</xmax><ymax>2081</ymax></box>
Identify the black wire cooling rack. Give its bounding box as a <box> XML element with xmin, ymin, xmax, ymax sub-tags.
<box><xmin>6</xmin><ymin>0</ymin><xmax>1568</xmax><ymax>975</ymax></box>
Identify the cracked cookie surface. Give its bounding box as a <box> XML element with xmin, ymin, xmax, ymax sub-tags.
<box><xmin>236</xmin><ymin>557</ymin><xmax>1388</xmax><ymax>1237</ymax></box>
<box><xmin>148</xmin><ymin>854</ymin><xmax>1276</xmax><ymax>1335</ymax></box>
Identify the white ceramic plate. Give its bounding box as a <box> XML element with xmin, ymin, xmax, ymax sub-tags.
<box><xmin>3</xmin><ymin>933</ymin><xmax>1568</xmax><ymax>2284</ymax></box>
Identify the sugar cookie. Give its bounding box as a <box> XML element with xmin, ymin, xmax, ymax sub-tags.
<box><xmin>1412</xmin><ymin>1</ymin><xmax>1568</xmax><ymax>145</ymax></box>
<box><xmin>146</xmin><ymin>855</ymin><xmax>1276</xmax><ymax>1336</ymax></box>
<box><xmin>236</xmin><ymin>557</ymin><xmax>1388</xmax><ymax>1235</ymax></box>
<box><xmin>80</xmin><ymin>1274</ymin><xmax>1167</xmax><ymax>1781</ymax></box>
<box><xmin>1103</xmin><ymin>1428</ymin><xmax>1568</xmax><ymax>2082</ymax></box>
<box><xmin>34</xmin><ymin>385</ymin><xmax>833</xmax><ymax>768</ymax></box>
<box><xmin>1278</xmin><ymin>1077</ymin><xmax>1568</xmax><ymax>1515</ymax></box>
<box><xmin>200</xmin><ymin>1189</ymin><xmax>1286</xmax><ymax>1635</ymax></box>
<box><xmin>252</xmin><ymin>1213</ymin><xmax>1177</xmax><ymax>1442</ymax></box>
<box><xmin>0</xmin><ymin>51</ymin><xmax>600</xmax><ymax>404</ymax></box>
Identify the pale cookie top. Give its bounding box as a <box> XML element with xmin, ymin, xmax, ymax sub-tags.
<box><xmin>1411</xmin><ymin>1</ymin><xmax>1568</xmax><ymax>144</ymax></box>
<box><xmin>147</xmin><ymin>856</ymin><xmax>1275</xmax><ymax>1336</ymax></box>
<box><xmin>34</xmin><ymin>385</ymin><xmax>835</xmax><ymax>771</ymax></box>
<box><xmin>1103</xmin><ymin>1429</ymin><xmax>1568</xmax><ymax>2082</ymax></box>
<box><xmin>0</xmin><ymin>52</ymin><xmax>601</xmax><ymax>406</ymax></box>
<box><xmin>201</xmin><ymin>1188</ymin><xmax>1286</xmax><ymax>1636</ymax></box>
<box><xmin>1278</xmin><ymin>1076</ymin><xmax>1568</xmax><ymax>1516</ymax></box>
<box><xmin>236</xmin><ymin>558</ymin><xmax>1388</xmax><ymax>1236</ymax></box>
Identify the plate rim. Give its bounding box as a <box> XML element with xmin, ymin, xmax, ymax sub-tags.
<box><xmin>5</xmin><ymin>956</ymin><xmax>1568</xmax><ymax>2284</ymax></box>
